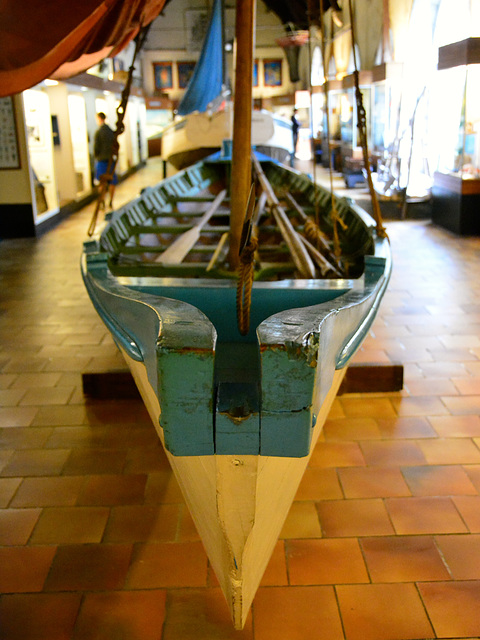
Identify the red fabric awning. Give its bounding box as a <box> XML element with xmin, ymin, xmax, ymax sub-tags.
<box><xmin>0</xmin><ymin>0</ymin><xmax>167</xmax><ymax>97</ymax></box>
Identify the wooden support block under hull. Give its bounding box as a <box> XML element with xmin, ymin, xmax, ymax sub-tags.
<box><xmin>82</xmin><ymin>363</ymin><xmax>404</xmax><ymax>400</ymax></box>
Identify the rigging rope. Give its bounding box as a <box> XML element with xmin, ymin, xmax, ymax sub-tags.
<box><xmin>347</xmin><ymin>0</ymin><xmax>387</xmax><ymax>238</ymax></box>
<box><xmin>318</xmin><ymin>3</ymin><xmax>344</xmax><ymax>258</ymax></box>
<box><xmin>87</xmin><ymin>24</ymin><xmax>151</xmax><ymax>237</ymax></box>
<box><xmin>236</xmin><ymin>235</ymin><xmax>258</xmax><ymax>336</ymax></box>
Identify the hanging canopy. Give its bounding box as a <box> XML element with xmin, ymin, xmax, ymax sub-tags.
<box><xmin>176</xmin><ymin>0</ymin><xmax>224</xmax><ymax>116</ymax></box>
<box><xmin>0</xmin><ymin>0</ymin><xmax>167</xmax><ymax>97</ymax></box>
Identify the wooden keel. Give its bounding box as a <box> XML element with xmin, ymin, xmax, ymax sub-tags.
<box><xmin>119</xmin><ymin>345</ymin><xmax>346</xmax><ymax>629</ymax></box>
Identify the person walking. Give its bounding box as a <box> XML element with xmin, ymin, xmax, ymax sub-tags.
<box><xmin>290</xmin><ymin>108</ymin><xmax>300</xmax><ymax>167</ymax></box>
<box><xmin>94</xmin><ymin>112</ymin><xmax>118</xmax><ymax>209</ymax></box>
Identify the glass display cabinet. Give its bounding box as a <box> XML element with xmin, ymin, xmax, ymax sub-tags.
<box><xmin>431</xmin><ymin>38</ymin><xmax>480</xmax><ymax>235</ymax></box>
<box><xmin>339</xmin><ymin>71</ymin><xmax>372</xmax><ymax>187</ymax></box>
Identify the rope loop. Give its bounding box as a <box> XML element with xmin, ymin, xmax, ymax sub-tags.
<box><xmin>236</xmin><ymin>236</ymin><xmax>258</xmax><ymax>336</ymax></box>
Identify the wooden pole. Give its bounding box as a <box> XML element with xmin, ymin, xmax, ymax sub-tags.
<box><xmin>228</xmin><ymin>0</ymin><xmax>255</xmax><ymax>269</ymax></box>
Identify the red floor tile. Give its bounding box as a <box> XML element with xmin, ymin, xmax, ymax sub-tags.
<box><xmin>360</xmin><ymin>535</ymin><xmax>450</xmax><ymax>582</ymax></box>
<box><xmin>338</xmin><ymin>397</ymin><xmax>397</xmax><ymax>419</ymax></box>
<box><xmin>280</xmin><ymin>501</ymin><xmax>321</xmax><ymax>538</ymax></box>
<box><xmin>386</xmin><ymin>497</ymin><xmax>468</xmax><ymax>534</ymax></box>
<box><xmin>44</xmin><ymin>543</ymin><xmax>132</xmax><ymax>591</ymax></box>
<box><xmin>317</xmin><ymin>498</ymin><xmax>395</xmax><ymax>537</ymax></box>
<box><xmin>401</xmin><ymin>464</ymin><xmax>478</xmax><ymax>496</ymax></box>
<box><xmin>323</xmin><ymin>417</ymin><xmax>382</xmax><ymax>440</ymax></box>
<box><xmin>144</xmin><ymin>470</ymin><xmax>184</xmax><ymax>504</ymax></box>
<box><xmin>338</xmin><ymin>466</ymin><xmax>410</xmax><ymax>498</ymax></box>
<box><xmin>176</xmin><ymin>504</ymin><xmax>201</xmax><ymax>542</ymax></box>
<box><xmin>0</xmin><ymin>508</ymin><xmax>41</xmax><ymax>545</ymax></box>
<box><xmin>0</xmin><ymin>477</ymin><xmax>21</xmax><ymax>507</ymax></box>
<box><xmin>0</xmin><ymin>593</ymin><xmax>81</xmax><ymax>640</ymax></box>
<box><xmin>337</xmin><ymin>583</ymin><xmax>434</xmax><ymax>640</ymax></box>
<box><xmin>359</xmin><ymin>440</ymin><xmax>426</xmax><ymax>466</ymax></box>
<box><xmin>73</xmin><ymin>590</ymin><xmax>167</xmax><ymax>640</ymax></box>
<box><xmin>442</xmin><ymin>395</ymin><xmax>480</xmax><ymax>415</ymax></box>
<box><xmin>418</xmin><ymin>581</ymin><xmax>480</xmax><ymax>638</ymax></box>
<box><xmin>126</xmin><ymin>541</ymin><xmax>208</xmax><ymax>588</ymax></box>
<box><xmin>309</xmin><ymin>441</ymin><xmax>365</xmax><ymax>468</ymax></box>
<box><xmin>0</xmin><ymin>546</ymin><xmax>56</xmax><ymax>593</ymax></box>
<box><xmin>376</xmin><ymin>416</ymin><xmax>437</xmax><ymax>439</ymax></box>
<box><xmin>11</xmin><ymin>476</ymin><xmax>85</xmax><ymax>507</ymax></box>
<box><xmin>103</xmin><ymin>504</ymin><xmax>180</xmax><ymax>543</ymax></box>
<box><xmin>392</xmin><ymin>395</ymin><xmax>450</xmax><ymax>416</ymax></box>
<box><xmin>62</xmin><ymin>448</ymin><xmax>127</xmax><ymax>475</ymax></box>
<box><xmin>29</xmin><ymin>506</ymin><xmax>109</xmax><ymax>544</ymax></box>
<box><xmin>287</xmin><ymin>538</ymin><xmax>369</xmax><ymax>584</ymax></box>
<box><xmin>0</xmin><ymin>449</ymin><xmax>70</xmax><ymax>477</ymax></box>
<box><xmin>452</xmin><ymin>496</ymin><xmax>480</xmax><ymax>532</ymax></box>
<box><xmin>162</xmin><ymin>588</ymin><xmax>253</xmax><ymax>639</ymax></box>
<box><xmin>77</xmin><ymin>473</ymin><xmax>147</xmax><ymax>505</ymax></box>
<box><xmin>464</xmin><ymin>464</ymin><xmax>480</xmax><ymax>491</ymax></box>
<box><xmin>435</xmin><ymin>534</ymin><xmax>480</xmax><ymax>579</ymax></box>
<box><xmin>0</xmin><ymin>426</ymin><xmax>52</xmax><ymax>450</ymax></box>
<box><xmin>417</xmin><ymin>438</ymin><xmax>480</xmax><ymax>464</ymax></box>
<box><xmin>259</xmin><ymin>540</ymin><xmax>288</xmax><ymax>586</ymax></box>
<box><xmin>253</xmin><ymin>586</ymin><xmax>343</xmax><ymax>640</ymax></box>
<box><xmin>294</xmin><ymin>467</ymin><xmax>343</xmax><ymax>500</ymax></box>
<box><xmin>429</xmin><ymin>415</ymin><xmax>480</xmax><ymax>437</ymax></box>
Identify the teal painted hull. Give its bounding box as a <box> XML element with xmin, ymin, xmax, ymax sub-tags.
<box><xmin>82</xmin><ymin>155</ymin><xmax>391</xmax><ymax>458</ymax></box>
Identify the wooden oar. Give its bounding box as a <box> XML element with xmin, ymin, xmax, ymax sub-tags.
<box><xmin>252</xmin><ymin>155</ymin><xmax>316</xmax><ymax>279</ymax></box>
<box><xmin>298</xmin><ymin>235</ymin><xmax>343</xmax><ymax>277</ymax></box>
<box><xmin>283</xmin><ymin>192</ymin><xmax>338</xmax><ymax>264</ymax></box>
<box><xmin>206</xmin><ymin>232</ymin><xmax>229</xmax><ymax>271</ymax></box>
<box><xmin>156</xmin><ymin>189</ymin><xmax>227</xmax><ymax>264</ymax></box>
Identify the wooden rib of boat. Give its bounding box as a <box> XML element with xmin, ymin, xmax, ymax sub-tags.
<box><xmin>82</xmin><ymin>149</ymin><xmax>391</xmax><ymax>628</ymax></box>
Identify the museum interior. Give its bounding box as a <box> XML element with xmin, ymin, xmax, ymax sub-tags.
<box><xmin>1</xmin><ymin>1</ymin><xmax>480</xmax><ymax>639</ymax></box>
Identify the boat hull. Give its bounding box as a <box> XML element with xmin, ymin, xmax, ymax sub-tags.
<box><xmin>161</xmin><ymin>108</ymin><xmax>293</xmax><ymax>170</ymax></box>
<box><xmin>123</xmin><ymin>345</ymin><xmax>346</xmax><ymax>628</ymax></box>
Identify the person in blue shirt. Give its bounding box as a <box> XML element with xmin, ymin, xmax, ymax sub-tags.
<box><xmin>94</xmin><ymin>112</ymin><xmax>118</xmax><ymax>209</ymax></box>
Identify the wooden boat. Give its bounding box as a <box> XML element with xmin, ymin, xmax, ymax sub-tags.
<box><xmin>161</xmin><ymin>106</ymin><xmax>293</xmax><ymax>171</ymax></box>
<box><xmin>82</xmin><ymin>146</ymin><xmax>391</xmax><ymax>627</ymax></box>
<box><xmin>81</xmin><ymin>0</ymin><xmax>390</xmax><ymax>629</ymax></box>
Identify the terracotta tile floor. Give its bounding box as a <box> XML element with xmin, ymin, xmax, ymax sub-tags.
<box><xmin>1</xmin><ymin>158</ymin><xmax>480</xmax><ymax>639</ymax></box>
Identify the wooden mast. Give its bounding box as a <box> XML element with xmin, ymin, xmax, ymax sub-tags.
<box><xmin>228</xmin><ymin>0</ymin><xmax>255</xmax><ymax>269</ymax></box>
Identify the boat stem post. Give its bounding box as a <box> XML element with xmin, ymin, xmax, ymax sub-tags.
<box><xmin>228</xmin><ymin>0</ymin><xmax>255</xmax><ymax>269</ymax></box>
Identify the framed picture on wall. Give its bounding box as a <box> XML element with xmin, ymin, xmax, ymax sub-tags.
<box><xmin>0</xmin><ymin>96</ymin><xmax>21</xmax><ymax>169</ymax></box>
<box><xmin>178</xmin><ymin>61</ymin><xmax>196</xmax><ymax>89</ymax></box>
<box><xmin>153</xmin><ymin>62</ymin><xmax>174</xmax><ymax>90</ymax></box>
<box><xmin>253</xmin><ymin>59</ymin><xmax>259</xmax><ymax>87</ymax></box>
<box><xmin>263</xmin><ymin>59</ymin><xmax>282</xmax><ymax>87</ymax></box>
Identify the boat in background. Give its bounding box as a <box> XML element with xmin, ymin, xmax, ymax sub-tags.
<box><xmin>161</xmin><ymin>105</ymin><xmax>293</xmax><ymax>170</ymax></box>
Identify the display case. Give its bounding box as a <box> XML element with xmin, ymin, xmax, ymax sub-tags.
<box><xmin>321</xmin><ymin>79</ymin><xmax>343</xmax><ymax>171</ymax></box>
<box><xmin>338</xmin><ymin>71</ymin><xmax>372</xmax><ymax>187</ymax></box>
<box><xmin>431</xmin><ymin>38</ymin><xmax>480</xmax><ymax>235</ymax></box>
<box><xmin>371</xmin><ymin>63</ymin><xmax>403</xmax><ymax>155</ymax></box>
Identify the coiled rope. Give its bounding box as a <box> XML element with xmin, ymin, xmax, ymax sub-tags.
<box><xmin>236</xmin><ymin>235</ymin><xmax>258</xmax><ymax>336</ymax></box>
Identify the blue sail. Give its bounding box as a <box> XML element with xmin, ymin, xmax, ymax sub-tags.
<box><xmin>177</xmin><ymin>0</ymin><xmax>224</xmax><ymax>115</ymax></box>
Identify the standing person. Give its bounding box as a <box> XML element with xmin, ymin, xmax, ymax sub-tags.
<box><xmin>290</xmin><ymin>108</ymin><xmax>300</xmax><ymax>166</ymax></box>
<box><xmin>94</xmin><ymin>112</ymin><xmax>118</xmax><ymax>209</ymax></box>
